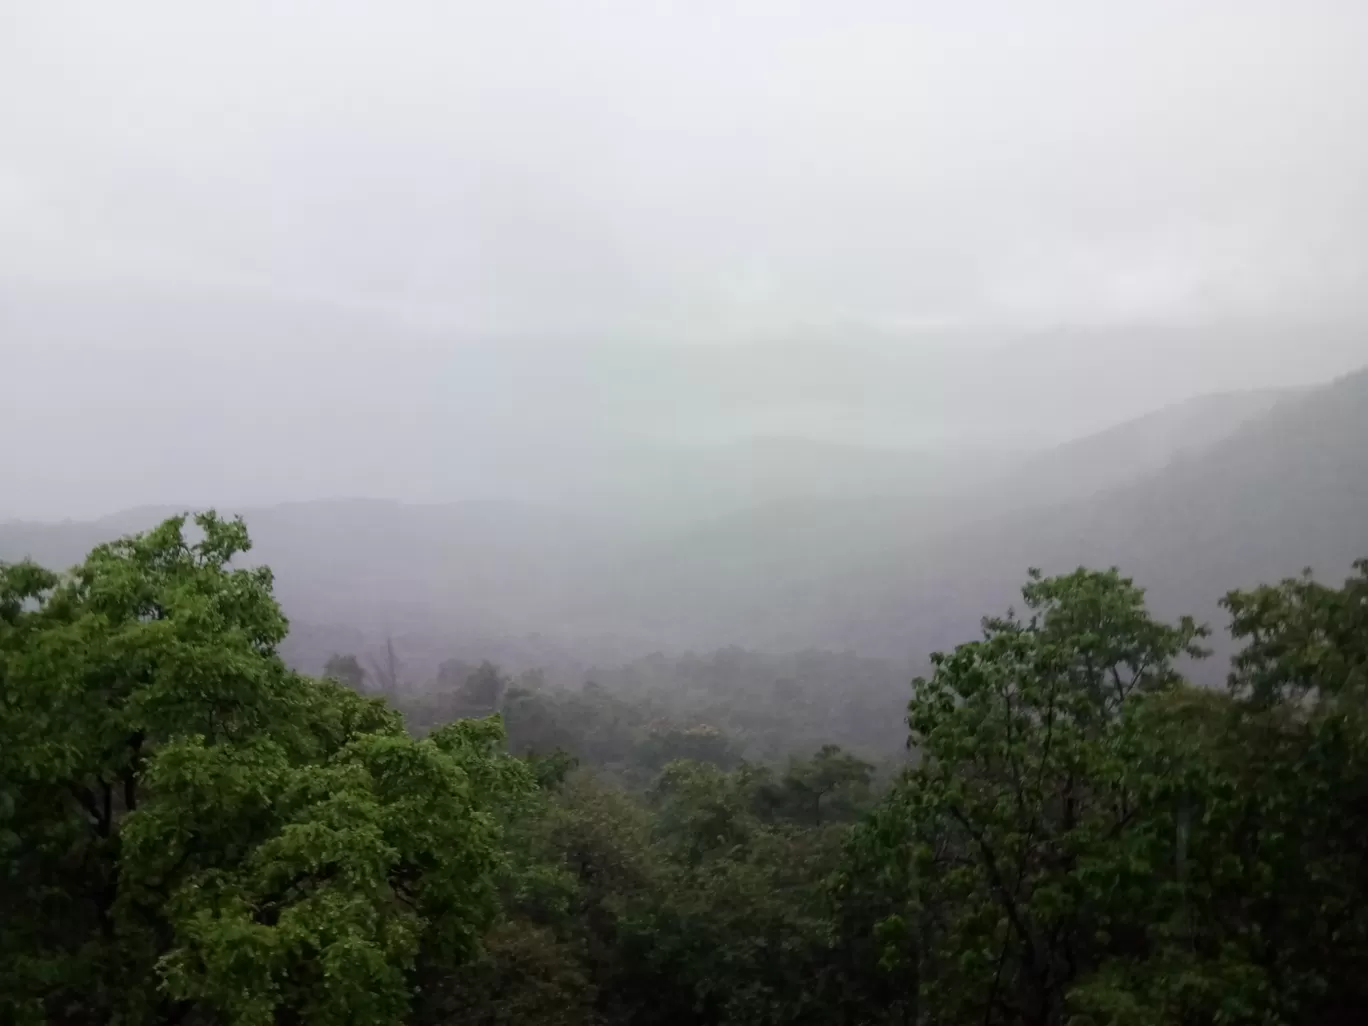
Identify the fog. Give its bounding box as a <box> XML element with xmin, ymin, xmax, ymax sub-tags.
<box><xmin>9</xmin><ymin>10</ymin><xmax>1368</xmax><ymax>1008</ymax></box>
<box><xmin>4</xmin><ymin>1</ymin><xmax>1368</xmax><ymax>526</ymax></box>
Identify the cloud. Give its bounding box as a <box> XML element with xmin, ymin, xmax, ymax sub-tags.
<box><xmin>3</xmin><ymin>1</ymin><xmax>1367</xmax><ymax>336</ymax></box>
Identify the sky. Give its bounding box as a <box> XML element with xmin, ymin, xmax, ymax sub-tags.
<box><xmin>4</xmin><ymin>1</ymin><xmax>1368</xmax><ymax>517</ymax></box>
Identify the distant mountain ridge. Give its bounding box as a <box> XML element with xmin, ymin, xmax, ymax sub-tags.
<box><xmin>8</xmin><ymin>286</ymin><xmax>1368</xmax><ymax>519</ymax></box>
<box><xmin>990</xmin><ymin>386</ymin><xmax>1298</xmax><ymax>508</ymax></box>
<box><xmin>601</xmin><ymin>369</ymin><xmax>1367</xmax><ymax>661</ymax></box>
<box><xmin>2</xmin><ymin>372</ymin><xmax>1363</xmax><ymax>672</ymax></box>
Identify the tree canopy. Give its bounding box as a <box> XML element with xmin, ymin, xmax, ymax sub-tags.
<box><xmin>0</xmin><ymin>514</ymin><xmax>533</xmax><ymax>1026</ymax></box>
<box><xmin>4</xmin><ymin>514</ymin><xmax>1367</xmax><ymax>1025</ymax></box>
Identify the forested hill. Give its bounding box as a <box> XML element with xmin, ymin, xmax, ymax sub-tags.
<box><xmin>624</xmin><ymin>366</ymin><xmax>1366</xmax><ymax>661</ymax></box>
<box><xmin>5</xmin><ymin>506</ymin><xmax>1368</xmax><ymax>1025</ymax></box>
<box><xmin>1</xmin><ymin>369</ymin><xmax>1364</xmax><ymax>665</ymax></box>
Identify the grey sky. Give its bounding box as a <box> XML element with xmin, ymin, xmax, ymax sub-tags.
<box><xmin>6</xmin><ymin>1</ymin><xmax>1368</xmax><ymax>333</ymax></box>
<box><xmin>4</xmin><ymin>2</ymin><xmax>1368</xmax><ymax>518</ymax></box>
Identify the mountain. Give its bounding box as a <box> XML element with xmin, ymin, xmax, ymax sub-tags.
<box><xmin>2</xmin><ymin>373</ymin><xmax>1362</xmax><ymax>674</ymax></box>
<box><xmin>8</xmin><ymin>286</ymin><xmax>1368</xmax><ymax>520</ymax></box>
<box><xmin>603</xmin><ymin>369</ymin><xmax>1368</xmax><ymax>663</ymax></box>
<box><xmin>585</xmin><ymin>384</ymin><xmax>1307</xmax><ymax>648</ymax></box>
<box><xmin>582</xmin><ymin>436</ymin><xmax>1014</xmax><ymax>524</ymax></box>
<box><xmin>987</xmin><ymin>386</ymin><xmax>1298</xmax><ymax>508</ymax></box>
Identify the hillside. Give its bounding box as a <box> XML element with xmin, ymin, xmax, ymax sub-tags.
<box><xmin>9</xmin><ymin>286</ymin><xmax>1367</xmax><ymax>521</ymax></box>
<box><xmin>986</xmin><ymin>385</ymin><xmax>1297</xmax><ymax>508</ymax></box>
<box><xmin>585</xmin><ymin>383</ymin><xmax>1314</xmax><ymax>651</ymax></box>
<box><xmin>611</xmin><ymin>369</ymin><xmax>1367</xmax><ymax>661</ymax></box>
<box><xmin>2</xmin><ymin>374</ymin><xmax>1361</xmax><ymax>670</ymax></box>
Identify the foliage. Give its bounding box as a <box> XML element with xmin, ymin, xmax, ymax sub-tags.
<box><xmin>854</xmin><ymin>568</ymin><xmax>1204</xmax><ymax>1024</ymax></box>
<box><xmin>0</xmin><ymin>514</ymin><xmax>531</xmax><ymax>1026</ymax></box>
<box><xmin>324</xmin><ymin>652</ymin><xmax>368</xmax><ymax>692</ymax></box>
<box><xmin>1067</xmin><ymin>564</ymin><xmax>1368</xmax><ymax>1026</ymax></box>
<box><xmin>5</xmin><ymin>514</ymin><xmax>1368</xmax><ymax>1026</ymax></box>
<box><xmin>852</xmin><ymin>565</ymin><xmax>1368</xmax><ymax>1026</ymax></box>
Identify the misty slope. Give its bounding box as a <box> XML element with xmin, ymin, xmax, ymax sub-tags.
<box><xmin>985</xmin><ymin>386</ymin><xmax>1296</xmax><ymax>507</ymax></box>
<box><xmin>608</xmin><ymin>369</ymin><xmax>1368</xmax><ymax>660</ymax></box>
<box><xmin>589</xmin><ymin>384</ymin><xmax>1306</xmax><ymax>645</ymax></box>
<box><xmin>4</xmin><ymin>381</ymin><xmax>1262</xmax><ymax>565</ymax></box>
<box><xmin>551</xmin><ymin>437</ymin><xmax>1014</xmax><ymax>527</ymax></box>
<box><xmin>1</xmin><ymin>376</ymin><xmax>1359</xmax><ymax>669</ymax></box>
<box><xmin>10</xmin><ymin>285</ymin><xmax>1368</xmax><ymax>521</ymax></box>
<box><xmin>0</xmin><ymin>383</ymin><xmax>1270</xmax><ymax>589</ymax></box>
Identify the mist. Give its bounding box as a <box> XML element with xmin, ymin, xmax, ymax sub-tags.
<box><xmin>3</xmin><ymin>1</ymin><xmax>1368</xmax><ymax>671</ymax></box>
<box><xmin>9</xmin><ymin>12</ymin><xmax>1368</xmax><ymax>1015</ymax></box>
<box><xmin>7</xmin><ymin>2</ymin><xmax>1368</xmax><ymax>326</ymax></box>
<box><xmin>4</xmin><ymin>2</ymin><xmax>1368</xmax><ymax>517</ymax></box>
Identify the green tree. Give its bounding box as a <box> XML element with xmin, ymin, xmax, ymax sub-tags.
<box><xmin>0</xmin><ymin>513</ymin><xmax>531</xmax><ymax>1026</ymax></box>
<box><xmin>764</xmin><ymin>745</ymin><xmax>874</xmax><ymax>827</ymax></box>
<box><xmin>635</xmin><ymin>724</ymin><xmax>741</xmax><ymax>774</ymax></box>
<box><xmin>324</xmin><ymin>652</ymin><xmax>369</xmax><ymax>692</ymax></box>
<box><xmin>422</xmin><ymin>920</ymin><xmax>598</xmax><ymax>1026</ymax></box>
<box><xmin>1224</xmin><ymin>559</ymin><xmax>1368</xmax><ymax>710</ymax></box>
<box><xmin>861</xmin><ymin>568</ymin><xmax>1206</xmax><ymax>1026</ymax></box>
<box><xmin>1071</xmin><ymin>564</ymin><xmax>1368</xmax><ymax>1026</ymax></box>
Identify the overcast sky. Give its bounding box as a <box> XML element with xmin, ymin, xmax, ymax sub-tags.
<box><xmin>4</xmin><ymin>1</ymin><xmax>1368</xmax><ymax>517</ymax></box>
<box><xmin>6</xmin><ymin>0</ymin><xmax>1368</xmax><ymax>334</ymax></box>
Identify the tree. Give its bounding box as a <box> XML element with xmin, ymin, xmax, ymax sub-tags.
<box><xmin>0</xmin><ymin>513</ymin><xmax>532</xmax><ymax>1026</ymax></box>
<box><xmin>368</xmin><ymin>636</ymin><xmax>405</xmax><ymax>699</ymax></box>
<box><xmin>845</xmin><ymin>562</ymin><xmax>1368</xmax><ymax>1026</ymax></box>
<box><xmin>324</xmin><ymin>652</ymin><xmax>369</xmax><ymax>692</ymax></box>
<box><xmin>11</xmin><ymin>508</ymin><xmax>1368</xmax><ymax>1026</ymax></box>
<box><xmin>864</xmin><ymin>568</ymin><xmax>1206</xmax><ymax>1026</ymax></box>
<box><xmin>422</xmin><ymin>920</ymin><xmax>598</xmax><ymax>1026</ymax></box>
<box><xmin>768</xmin><ymin>745</ymin><xmax>873</xmax><ymax>827</ymax></box>
<box><xmin>615</xmin><ymin>759</ymin><xmax>845</xmax><ymax>1026</ymax></box>
<box><xmin>1223</xmin><ymin>559</ymin><xmax>1368</xmax><ymax>710</ymax></box>
<box><xmin>456</xmin><ymin>661</ymin><xmax>509</xmax><ymax>715</ymax></box>
<box><xmin>1070</xmin><ymin>564</ymin><xmax>1368</xmax><ymax>1025</ymax></box>
<box><xmin>635</xmin><ymin>724</ymin><xmax>741</xmax><ymax>774</ymax></box>
<box><xmin>1214</xmin><ymin>562</ymin><xmax>1368</xmax><ymax>1024</ymax></box>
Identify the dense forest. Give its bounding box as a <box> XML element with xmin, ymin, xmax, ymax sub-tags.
<box><xmin>4</xmin><ymin>512</ymin><xmax>1367</xmax><ymax>1026</ymax></box>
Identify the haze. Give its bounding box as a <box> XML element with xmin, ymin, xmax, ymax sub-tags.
<box><xmin>4</xmin><ymin>1</ymin><xmax>1368</xmax><ymax>589</ymax></box>
<box><xmin>11</xmin><ymin>7</ymin><xmax>1368</xmax><ymax>1016</ymax></box>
